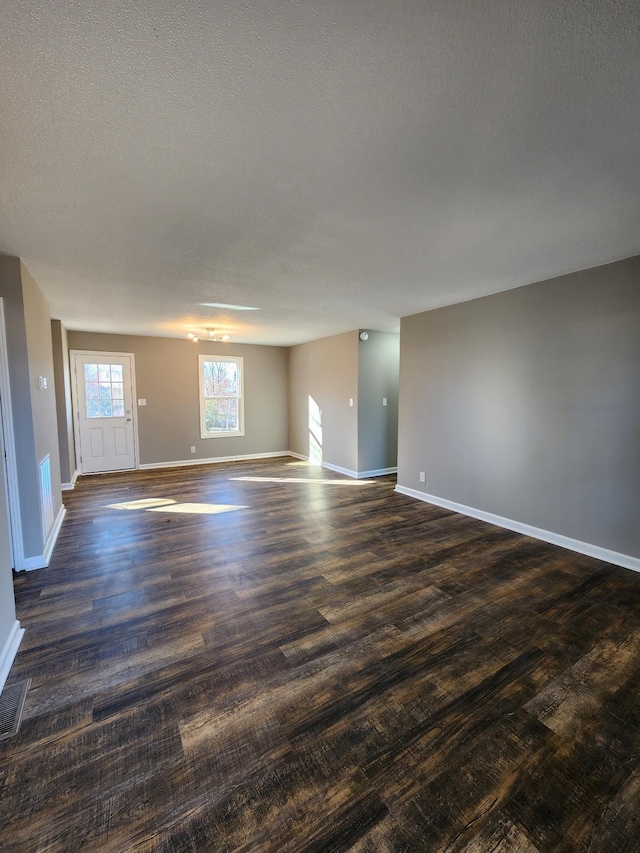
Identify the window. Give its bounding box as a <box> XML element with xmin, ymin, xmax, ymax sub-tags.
<box><xmin>84</xmin><ymin>362</ymin><xmax>125</xmax><ymax>418</ymax></box>
<box><xmin>199</xmin><ymin>355</ymin><xmax>244</xmax><ymax>438</ymax></box>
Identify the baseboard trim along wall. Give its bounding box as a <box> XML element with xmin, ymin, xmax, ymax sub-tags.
<box><xmin>20</xmin><ymin>505</ymin><xmax>67</xmax><ymax>572</ymax></box>
<box><xmin>0</xmin><ymin>620</ymin><xmax>24</xmax><ymax>694</ymax></box>
<box><xmin>395</xmin><ymin>485</ymin><xmax>640</xmax><ymax>573</ymax></box>
<box><xmin>61</xmin><ymin>470</ymin><xmax>78</xmax><ymax>491</ymax></box>
<box><xmin>358</xmin><ymin>467</ymin><xmax>398</xmax><ymax>478</ymax></box>
<box><xmin>289</xmin><ymin>453</ymin><xmax>397</xmax><ymax>480</ymax></box>
<box><xmin>320</xmin><ymin>461</ymin><xmax>359</xmax><ymax>478</ymax></box>
<box><xmin>322</xmin><ymin>461</ymin><xmax>398</xmax><ymax>479</ymax></box>
<box><xmin>138</xmin><ymin>451</ymin><xmax>292</xmax><ymax>471</ymax></box>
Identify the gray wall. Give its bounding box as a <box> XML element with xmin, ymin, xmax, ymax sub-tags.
<box><xmin>357</xmin><ymin>331</ymin><xmax>399</xmax><ymax>473</ymax></box>
<box><xmin>22</xmin><ymin>265</ymin><xmax>63</xmax><ymax>526</ymax></box>
<box><xmin>0</xmin><ymin>257</ymin><xmax>62</xmax><ymax>560</ymax></box>
<box><xmin>51</xmin><ymin>320</ymin><xmax>76</xmax><ymax>484</ymax></box>
<box><xmin>0</xmin><ymin>256</ymin><xmax>40</xmax><ymax>555</ymax></box>
<box><xmin>397</xmin><ymin>256</ymin><xmax>640</xmax><ymax>559</ymax></box>
<box><xmin>0</xmin><ymin>382</ymin><xmax>16</xmax><ymax>670</ymax></box>
<box><xmin>288</xmin><ymin>331</ymin><xmax>359</xmax><ymax>472</ymax></box>
<box><xmin>67</xmin><ymin>332</ymin><xmax>289</xmax><ymax>466</ymax></box>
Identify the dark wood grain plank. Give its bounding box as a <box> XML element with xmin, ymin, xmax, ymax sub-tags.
<box><xmin>1</xmin><ymin>457</ymin><xmax>639</xmax><ymax>852</ymax></box>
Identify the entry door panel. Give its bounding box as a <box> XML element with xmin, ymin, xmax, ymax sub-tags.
<box><xmin>72</xmin><ymin>353</ymin><xmax>137</xmax><ymax>473</ymax></box>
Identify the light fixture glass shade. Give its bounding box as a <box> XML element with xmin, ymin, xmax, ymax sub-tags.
<box><xmin>187</xmin><ymin>328</ymin><xmax>229</xmax><ymax>342</ymax></box>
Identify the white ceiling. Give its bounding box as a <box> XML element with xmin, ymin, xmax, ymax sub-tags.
<box><xmin>1</xmin><ymin>0</ymin><xmax>639</xmax><ymax>346</ymax></box>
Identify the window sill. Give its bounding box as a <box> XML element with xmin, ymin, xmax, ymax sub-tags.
<box><xmin>200</xmin><ymin>431</ymin><xmax>245</xmax><ymax>440</ymax></box>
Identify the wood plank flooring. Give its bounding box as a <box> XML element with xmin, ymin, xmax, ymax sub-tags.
<box><xmin>2</xmin><ymin>457</ymin><xmax>640</xmax><ymax>851</ymax></box>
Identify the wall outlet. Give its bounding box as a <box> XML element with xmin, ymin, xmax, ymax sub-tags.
<box><xmin>382</xmin><ymin>397</ymin><xmax>387</xmax><ymax>406</ymax></box>
<box><xmin>349</xmin><ymin>398</ymin><xmax>354</xmax><ymax>407</ymax></box>
<box><xmin>190</xmin><ymin>446</ymin><xmax>196</xmax><ymax>453</ymax></box>
<box><xmin>419</xmin><ymin>472</ymin><xmax>426</xmax><ymax>483</ymax></box>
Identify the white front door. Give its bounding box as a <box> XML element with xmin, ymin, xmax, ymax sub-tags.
<box><xmin>71</xmin><ymin>351</ymin><xmax>137</xmax><ymax>474</ymax></box>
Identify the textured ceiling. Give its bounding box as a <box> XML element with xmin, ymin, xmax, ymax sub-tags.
<box><xmin>1</xmin><ymin>0</ymin><xmax>639</xmax><ymax>345</ymax></box>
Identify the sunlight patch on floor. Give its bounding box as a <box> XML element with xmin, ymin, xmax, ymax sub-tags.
<box><xmin>105</xmin><ymin>498</ymin><xmax>176</xmax><ymax>510</ymax></box>
<box><xmin>105</xmin><ymin>498</ymin><xmax>247</xmax><ymax>514</ymax></box>
<box><xmin>147</xmin><ymin>503</ymin><xmax>247</xmax><ymax>515</ymax></box>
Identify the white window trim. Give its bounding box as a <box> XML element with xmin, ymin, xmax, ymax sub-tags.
<box><xmin>198</xmin><ymin>354</ymin><xmax>245</xmax><ymax>439</ymax></box>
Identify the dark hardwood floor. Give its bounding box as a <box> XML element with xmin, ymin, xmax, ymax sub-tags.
<box><xmin>2</xmin><ymin>457</ymin><xmax>640</xmax><ymax>852</ymax></box>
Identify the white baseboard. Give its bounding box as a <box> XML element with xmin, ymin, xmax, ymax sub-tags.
<box><xmin>138</xmin><ymin>451</ymin><xmax>291</xmax><ymax>471</ymax></box>
<box><xmin>358</xmin><ymin>466</ymin><xmax>398</xmax><ymax>478</ymax></box>
<box><xmin>394</xmin><ymin>485</ymin><xmax>640</xmax><ymax>573</ymax></box>
<box><xmin>20</xmin><ymin>505</ymin><xmax>67</xmax><ymax>572</ymax></box>
<box><xmin>0</xmin><ymin>620</ymin><xmax>24</xmax><ymax>694</ymax></box>
<box><xmin>43</xmin><ymin>505</ymin><xmax>66</xmax><ymax>564</ymax></box>
<box><xmin>322</xmin><ymin>462</ymin><xmax>397</xmax><ymax>479</ymax></box>
<box><xmin>287</xmin><ymin>453</ymin><xmax>397</xmax><ymax>480</ymax></box>
<box><xmin>61</xmin><ymin>470</ymin><xmax>78</xmax><ymax>491</ymax></box>
<box><xmin>323</xmin><ymin>462</ymin><xmax>398</xmax><ymax>479</ymax></box>
<box><xmin>321</xmin><ymin>461</ymin><xmax>358</xmax><ymax>478</ymax></box>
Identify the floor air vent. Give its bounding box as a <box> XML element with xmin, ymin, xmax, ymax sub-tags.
<box><xmin>39</xmin><ymin>454</ymin><xmax>54</xmax><ymax>540</ymax></box>
<box><xmin>0</xmin><ymin>679</ymin><xmax>31</xmax><ymax>742</ymax></box>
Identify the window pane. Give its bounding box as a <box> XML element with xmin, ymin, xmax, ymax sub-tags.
<box><xmin>86</xmin><ymin>382</ymin><xmax>100</xmax><ymax>399</ymax></box>
<box><xmin>203</xmin><ymin>361</ymin><xmax>238</xmax><ymax>397</ymax></box>
<box><xmin>204</xmin><ymin>398</ymin><xmax>220</xmax><ymax>432</ymax></box>
<box><xmin>98</xmin><ymin>364</ymin><xmax>111</xmax><ymax>382</ymax></box>
<box><xmin>87</xmin><ymin>399</ymin><xmax>100</xmax><ymax>418</ymax></box>
<box><xmin>111</xmin><ymin>364</ymin><xmax>123</xmax><ymax>381</ymax></box>
<box><xmin>226</xmin><ymin>365</ymin><xmax>238</xmax><ymax>396</ymax></box>
<box><xmin>100</xmin><ymin>400</ymin><xmax>113</xmax><ymax>417</ymax></box>
<box><xmin>99</xmin><ymin>383</ymin><xmax>112</xmax><ymax>400</ymax></box>
<box><xmin>84</xmin><ymin>364</ymin><xmax>98</xmax><ymax>382</ymax></box>
<box><xmin>112</xmin><ymin>401</ymin><xmax>125</xmax><ymax>417</ymax></box>
<box><xmin>204</xmin><ymin>397</ymin><xmax>240</xmax><ymax>432</ymax></box>
<box><xmin>202</xmin><ymin>362</ymin><xmax>213</xmax><ymax>396</ymax></box>
<box><xmin>112</xmin><ymin>382</ymin><xmax>124</xmax><ymax>399</ymax></box>
<box><xmin>227</xmin><ymin>398</ymin><xmax>239</xmax><ymax>429</ymax></box>
<box><xmin>216</xmin><ymin>397</ymin><xmax>232</xmax><ymax>428</ymax></box>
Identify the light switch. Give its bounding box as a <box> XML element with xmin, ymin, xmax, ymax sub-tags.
<box><xmin>382</xmin><ymin>397</ymin><xmax>388</xmax><ymax>406</ymax></box>
<box><xmin>38</xmin><ymin>376</ymin><xmax>47</xmax><ymax>390</ymax></box>
<box><xmin>138</xmin><ymin>398</ymin><xmax>147</xmax><ymax>406</ymax></box>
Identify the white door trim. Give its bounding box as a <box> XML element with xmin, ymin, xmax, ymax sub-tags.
<box><xmin>0</xmin><ymin>298</ymin><xmax>23</xmax><ymax>570</ymax></box>
<box><xmin>70</xmin><ymin>350</ymin><xmax>140</xmax><ymax>474</ymax></box>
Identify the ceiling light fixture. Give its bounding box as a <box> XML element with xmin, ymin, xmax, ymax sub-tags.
<box><xmin>187</xmin><ymin>329</ymin><xmax>230</xmax><ymax>342</ymax></box>
<box><xmin>206</xmin><ymin>328</ymin><xmax>229</xmax><ymax>341</ymax></box>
